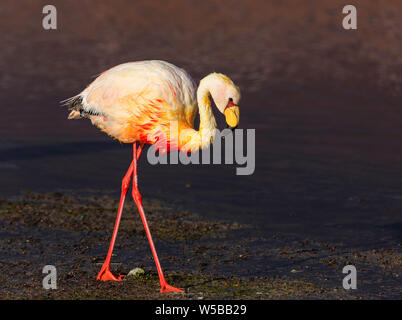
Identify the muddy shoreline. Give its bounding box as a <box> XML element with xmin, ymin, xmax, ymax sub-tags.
<box><xmin>0</xmin><ymin>192</ymin><xmax>400</xmax><ymax>299</ymax></box>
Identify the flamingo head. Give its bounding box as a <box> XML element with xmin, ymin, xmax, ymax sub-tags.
<box><xmin>208</xmin><ymin>73</ymin><xmax>241</xmax><ymax>130</ymax></box>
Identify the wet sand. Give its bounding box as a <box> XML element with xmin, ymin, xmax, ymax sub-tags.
<box><xmin>0</xmin><ymin>1</ymin><xmax>401</xmax><ymax>299</ymax></box>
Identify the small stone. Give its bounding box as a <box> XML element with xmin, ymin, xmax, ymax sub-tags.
<box><xmin>291</xmin><ymin>269</ymin><xmax>303</xmax><ymax>273</ymax></box>
<box><xmin>127</xmin><ymin>267</ymin><xmax>145</xmax><ymax>277</ymax></box>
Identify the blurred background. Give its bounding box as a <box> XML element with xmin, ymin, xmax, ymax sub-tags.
<box><xmin>0</xmin><ymin>0</ymin><xmax>401</xmax><ymax>297</ymax></box>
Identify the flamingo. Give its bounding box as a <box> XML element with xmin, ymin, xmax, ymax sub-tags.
<box><xmin>64</xmin><ymin>60</ymin><xmax>240</xmax><ymax>293</ymax></box>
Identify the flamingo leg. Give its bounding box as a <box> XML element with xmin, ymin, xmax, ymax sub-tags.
<box><xmin>96</xmin><ymin>145</ymin><xmax>143</xmax><ymax>281</ymax></box>
<box><xmin>131</xmin><ymin>143</ymin><xmax>183</xmax><ymax>293</ymax></box>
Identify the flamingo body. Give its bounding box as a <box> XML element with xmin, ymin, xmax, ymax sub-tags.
<box><xmin>67</xmin><ymin>61</ymin><xmax>200</xmax><ymax>151</ymax></box>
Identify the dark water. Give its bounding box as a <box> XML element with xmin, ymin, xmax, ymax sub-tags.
<box><xmin>1</xmin><ymin>87</ymin><xmax>401</xmax><ymax>248</ymax></box>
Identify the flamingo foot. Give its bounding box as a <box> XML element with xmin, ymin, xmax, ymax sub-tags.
<box><xmin>97</xmin><ymin>265</ymin><xmax>125</xmax><ymax>281</ymax></box>
<box><xmin>160</xmin><ymin>283</ymin><xmax>184</xmax><ymax>293</ymax></box>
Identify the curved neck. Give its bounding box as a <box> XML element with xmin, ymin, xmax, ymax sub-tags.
<box><xmin>195</xmin><ymin>76</ymin><xmax>217</xmax><ymax>148</ymax></box>
<box><xmin>179</xmin><ymin>75</ymin><xmax>217</xmax><ymax>152</ymax></box>
<box><xmin>197</xmin><ymin>76</ymin><xmax>217</xmax><ymax>132</ymax></box>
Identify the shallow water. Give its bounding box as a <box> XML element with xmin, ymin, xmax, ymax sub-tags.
<box><xmin>1</xmin><ymin>87</ymin><xmax>402</xmax><ymax>247</ymax></box>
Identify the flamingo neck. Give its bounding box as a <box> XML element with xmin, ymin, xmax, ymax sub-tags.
<box><xmin>197</xmin><ymin>76</ymin><xmax>217</xmax><ymax>138</ymax></box>
<box><xmin>179</xmin><ymin>75</ymin><xmax>217</xmax><ymax>152</ymax></box>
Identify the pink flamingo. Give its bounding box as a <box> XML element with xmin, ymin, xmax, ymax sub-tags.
<box><xmin>64</xmin><ymin>60</ymin><xmax>240</xmax><ymax>293</ymax></box>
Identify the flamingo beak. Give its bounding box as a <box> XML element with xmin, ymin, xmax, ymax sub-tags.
<box><xmin>224</xmin><ymin>105</ymin><xmax>239</xmax><ymax>129</ymax></box>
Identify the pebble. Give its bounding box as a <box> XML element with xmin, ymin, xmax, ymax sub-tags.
<box><xmin>127</xmin><ymin>267</ymin><xmax>145</xmax><ymax>277</ymax></box>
